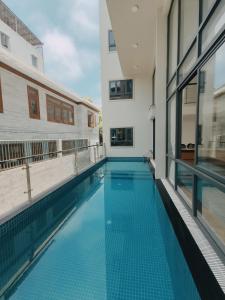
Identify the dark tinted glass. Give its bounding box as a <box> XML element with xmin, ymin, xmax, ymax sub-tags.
<box><xmin>110</xmin><ymin>128</ymin><xmax>133</xmax><ymax>146</ymax></box>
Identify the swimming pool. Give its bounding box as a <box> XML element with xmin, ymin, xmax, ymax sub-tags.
<box><xmin>0</xmin><ymin>161</ymin><xmax>200</xmax><ymax>299</ymax></box>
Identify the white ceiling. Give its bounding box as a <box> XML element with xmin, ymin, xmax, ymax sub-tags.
<box><xmin>106</xmin><ymin>0</ymin><xmax>168</xmax><ymax>78</ymax></box>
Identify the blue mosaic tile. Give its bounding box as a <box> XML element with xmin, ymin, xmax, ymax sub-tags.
<box><xmin>0</xmin><ymin>161</ymin><xmax>200</xmax><ymax>300</ymax></box>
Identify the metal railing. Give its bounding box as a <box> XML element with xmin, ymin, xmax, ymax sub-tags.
<box><xmin>0</xmin><ymin>143</ymin><xmax>106</xmax><ymax>220</ymax></box>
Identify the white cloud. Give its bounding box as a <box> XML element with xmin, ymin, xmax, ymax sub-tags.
<box><xmin>70</xmin><ymin>0</ymin><xmax>99</xmax><ymax>39</ymax></box>
<box><xmin>42</xmin><ymin>29</ymin><xmax>83</xmax><ymax>82</ymax></box>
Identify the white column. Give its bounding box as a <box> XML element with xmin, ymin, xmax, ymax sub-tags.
<box><xmin>155</xmin><ymin>8</ymin><xmax>167</xmax><ymax>179</ymax></box>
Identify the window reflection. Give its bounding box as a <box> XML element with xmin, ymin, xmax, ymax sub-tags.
<box><xmin>180</xmin><ymin>76</ymin><xmax>197</xmax><ymax>165</ymax></box>
<box><xmin>197</xmin><ymin>177</ymin><xmax>225</xmax><ymax>245</ymax></box>
<box><xmin>167</xmin><ymin>95</ymin><xmax>176</xmax><ymax>157</ymax></box>
<box><xmin>201</xmin><ymin>1</ymin><xmax>225</xmax><ymax>52</ymax></box>
<box><xmin>179</xmin><ymin>0</ymin><xmax>198</xmax><ymax>61</ymax></box>
<box><xmin>168</xmin><ymin>0</ymin><xmax>178</xmax><ymax>80</ymax></box>
<box><xmin>198</xmin><ymin>43</ymin><xmax>225</xmax><ymax>177</ymax></box>
<box><xmin>177</xmin><ymin>164</ymin><xmax>193</xmax><ymax>205</ymax></box>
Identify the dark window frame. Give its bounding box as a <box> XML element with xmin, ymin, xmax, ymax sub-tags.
<box><xmin>109</xmin><ymin>79</ymin><xmax>133</xmax><ymax>100</ymax></box>
<box><xmin>108</xmin><ymin>30</ymin><xmax>116</xmax><ymax>52</ymax></box>
<box><xmin>110</xmin><ymin>127</ymin><xmax>134</xmax><ymax>147</ymax></box>
<box><xmin>166</xmin><ymin>0</ymin><xmax>225</xmax><ymax>254</ymax></box>
<box><xmin>27</xmin><ymin>86</ymin><xmax>40</xmax><ymax>120</ymax></box>
<box><xmin>0</xmin><ymin>78</ymin><xmax>3</xmax><ymax>113</ymax></box>
<box><xmin>46</xmin><ymin>95</ymin><xmax>74</xmax><ymax>125</ymax></box>
<box><xmin>88</xmin><ymin>111</ymin><xmax>96</xmax><ymax>128</ymax></box>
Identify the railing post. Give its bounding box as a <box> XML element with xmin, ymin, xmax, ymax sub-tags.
<box><xmin>23</xmin><ymin>161</ymin><xmax>32</xmax><ymax>201</ymax></box>
<box><xmin>94</xmin><ymin>147</ymin><xmax>97</xmax><ymax>164</ymax></box>
<box><xmin>96</xmin><ymin>143</ymin><xmax>99</xmax><ymax>161</ymax></box>
<box><xmin>57</xmin><ymin>139</ymin><xmax>62</xmax><ymax>158</ymax></box>
<box><xmin>74</xmin><ymin>149</ymin><xmax>78</xmax><ymax>175</ymax></box>
<box><xmin>103</xmin><ymin>143</ymin><xmax>107</xmax><ymax>157</ymax></box>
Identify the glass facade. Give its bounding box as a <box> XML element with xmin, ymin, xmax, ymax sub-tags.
<box><xmin>166</xmin><ymin>0</ymin><xmax>225</xmax><ymax>251</ymax></box>
<box><xmin>198</xmin><ymin>42</ymin><xmax>225</xmax><ymax>177</ymax></box>
<box><xmin>177</xmin><ymin>163</ymin><xmax>193</xmax><ymax>205</ymax></box>
<box><xmin>167</xmin><ymin>95</ymin><xmax>176</xmax><ymax>157</ymax></box>
<box><xmin>197</xmin><ymin>177</ymin><xmax>225</xmax><ymax>245</ymax></box>
<box><xmin>179</xmin><ymin>0</ymin><xmax>198</xmax><ymax>60</ymax></box>
<box><xmin>168</xmin><ymin>0</ymin><xmax>178</xmax><ymax>80</ymax></box>
<box><xmin>201</xmin><ymin>1</ymin><xmax>225</xmax><ymax>52</ymax></box>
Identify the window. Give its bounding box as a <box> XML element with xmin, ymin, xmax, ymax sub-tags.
<box><xmin>109</xmin><ymin>80</ymin><xmax>133</xmax><ymax>100</ymax></box>
<box><xmin>197</xmin><ymin>177</ymin><xmax>225</xmax><ymax>246</ymax></box>
<box><xmin>177</xmin><ymin>163</ymin><xmax>193</xmax><ymax>205</ymax></box>
<box><xmin>201</xmin><ymin>0</ymin><xmax>216</xmax><ymax>22</ymax></box>
<box><xmin>167</xmin><ymin>158</ymin><xmax>175</xmax><ymax>186</ymax></box>
<box><xmin>179</xmin><ymin>42</ymin><xmax>197</xmax><ymax>83</ymax></box>
<box><xmin>168</xmin><ymin>0</ymin><xmax>178</xmax><ymax>80</ymax></box>
<box><xmin>197</xmin><ymin>43</ymin><xmax>225</xmax><ymax>177</ymax></box>
<box><xmin>167</xmin><ymin>95</ymin><xmax>176</xmax><ymax>157</ymax></box>
<box><xmin>179</xmin><ymin>0</ymin><xmax>198</xmax><ymax>61</ymax></box>
<box><xmin>31</xmin><ymin>55</ymin><xmax>38</xmax><ymax>68</ymax></box>
<box><xmin>27</xmin><ymin>86</ymin><xmax>40</xmax><ymax>119</ymax></box>
<box><xmin>0</xmin><ymin>32</ymin><xmax>9</xmax><ymax>49</ymax></box>
<box><xmin>46</xmin><ymin>95</ymin><xmax>74</xmax><ymax>125</ymax></box>
<box><xmin>108</xmin><ymin>30</ymin><xmax>116</xmax><ymax>51</ymax></box>
<box><xmin>179</xmin><ymin>76</ymin><xmax>197</xmax><ymax>165</ymax></box>
<box><xmin>110</xmin><ymin>128</ymin><xmax>133</xmax><ymax>147</ymax></box>
<box><xmin>0</xmin><ymin>78</ymin><xmax>3</xmax><ymax>113</ymax></box>
<box><xmin>0</xmin><ymin>143</ymin><xmax>25</xmax><ymax>169</ymax></box>
<box><xmin>201</xmin><ymin>1</ymin><xmax>225</xmax><ymax>52</ymax></box>
<box><xmin>31</xmin><ymin>142</ymin><xmax>43</xmax><ymax>162</ymax></box>
<box><xmin>88</xmin><ymin>111</ymin><xmax>96</xmax><ymax>128</ymax></box>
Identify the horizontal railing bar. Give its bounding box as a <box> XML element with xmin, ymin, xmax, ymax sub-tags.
<box><xmin>0</xmin><ymin>144</ymin><xmax>102</xmax><ymax>165</ymax></box>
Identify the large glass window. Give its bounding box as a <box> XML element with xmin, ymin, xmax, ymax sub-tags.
<box><xmin>180</xmin><ymin>76</ymin><xmax>197</xmax><ymax>165</ymax></box>
<box><xmin>179</xmin><ymin>42</ymin><xmax>197</xmax><ymax>83</ymax></box>
<box><xmin>109</xmin><ymin>80</ymin><xmax>133</xmax><ymax>100</ymax></box>
<box><xmin>197</xmin><ymin>177</ymin><xmax>225</xmax><ymax>246</ymax></box>
<box><xmin>201</xmin><ymin>0</ymin><xmax>216</xmax><ymax>22</ymax></box>
<box><xmin>108</xmin><ymin>30</ymin><xmax>116</xmax><ymax>52</ymax></box>
<box><xmin>201</xmin><ymin>1</ymin><xmax>225</xmax><ymax>52</ymax></box>
<box><xmin>110</xmin><ymin>128</ymin><xmax>133</xmax><ymax>147</ymax></box>
<box><xmin>179</xmin><ymin>0</ymin><xmax>198</xmax><ymax>61</ymax></box>
<box><xmin>167</xmin><ymin>95</ymin><xmax>176</xmax><ymax>157</ymax></box>
<box><xmin>198</xmin><ymin>43</ymin><xmax>225</xmax><ymax>177</ymax></box>
<box><xmin>177</xmin><ymin>163</ymin><xmax>193</xmax><ymax>205</ymax></box>
<box><xmin>168</xmin><ymin>0</ymin><xmax>178</xmax><ymax>80</ymax></box>
<box><xmin>167</xmin><ymin>158</ymin><xmax>175</xmax><ymax>186</ymax></box>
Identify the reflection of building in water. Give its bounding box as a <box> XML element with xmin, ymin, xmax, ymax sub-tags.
<box><xmin>0</xmin><ymin>169</ymin><xmax>103</xmax><ymax>297</ymax></box>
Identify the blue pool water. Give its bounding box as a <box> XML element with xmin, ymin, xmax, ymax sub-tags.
<box><xmin>0</xmin><ymin>162</ymin><xmax>200</xmax><ymax>299</ymax></box>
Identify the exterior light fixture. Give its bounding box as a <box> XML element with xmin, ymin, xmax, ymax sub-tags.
<box><xmin>132</xmin><ymin>43</ymin><xmax>139</xmax><ymax>49</ymax></box>
<box><xmin>131</xmin><ymin>4</ymin><xmax>139</xmax><ymax>13</ymax></box>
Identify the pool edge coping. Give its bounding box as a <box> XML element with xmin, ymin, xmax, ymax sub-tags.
<box><xmin>156</xmin><ymin>178</ymin><xmax>225</xmax><ymax>300</ymax></box>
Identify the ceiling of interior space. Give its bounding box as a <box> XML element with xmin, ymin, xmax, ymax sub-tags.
<box><xmin>106</xmin><ymin>0</ymin><xmax>169</xmax><ymax>78</ymax></box>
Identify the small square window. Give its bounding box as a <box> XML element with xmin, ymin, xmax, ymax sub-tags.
<box><xmin>110</xmin><ymin>128</ymin><xmax>133</xmax><ymax>147</ymax></box>
<box><xmin>31</xmin><ymin>55</ymin><xmax>38</xmax><ymax>68</ymax></box>
<box><xmin>0</xmin><ymin>32</ymin><xmax>9</xmax><ymax>49</ymax></box>
<box><xmin>109</xmin><ymin>80</ymin><xmax>133</xmax><ymax>100</ymax></box>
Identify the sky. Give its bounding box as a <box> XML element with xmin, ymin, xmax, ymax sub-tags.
<box><xmin>4</xmin><ymin>0</ymin><xmax>101</xmax><ymax>107</ymax></box>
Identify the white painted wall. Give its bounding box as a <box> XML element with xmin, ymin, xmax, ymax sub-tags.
<box><xmin>0</xmin><ymin>19</ymin><xmax>44</xmax><ymax>73</ymax></box>
<box><xmin>0</xmin><ymin>67</ymin><xmax>99</xmax><ymax>143</ymax></box>
<box><xmin>100</xmin><ymin>0</ymin><xmax>152</xmax><ymax>157</ymax></box>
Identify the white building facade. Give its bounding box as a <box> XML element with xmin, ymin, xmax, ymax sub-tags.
<box><xmin>0</xmin><ymin>1</ymin><xmax>100</xmax><ymax>161</ymax></box>
<box><xmin>101</xmin><ymin>0</ymin><xmax>225</xmax><ymax>259</ymax></box>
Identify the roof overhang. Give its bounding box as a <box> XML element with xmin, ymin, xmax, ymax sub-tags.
<box><xmin>106</xmin><ymin>0</ymin><xmax>169</xmax><ymax>78</ymax></box>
